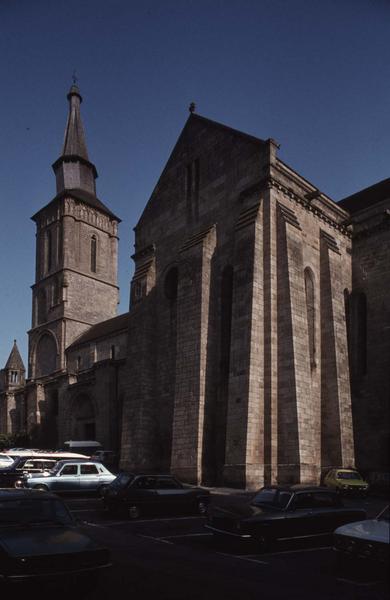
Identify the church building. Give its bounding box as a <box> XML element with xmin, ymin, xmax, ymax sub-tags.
<box><xmin>0</xmin><ymin>86</ymin><xmax>388</xmax><ymax>489</ymax></box>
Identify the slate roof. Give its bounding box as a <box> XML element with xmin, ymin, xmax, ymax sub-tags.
<box><xmin>62</xmin><ymin>84</ymin><xmax>89</xmax><ymax>160</ymax></box>
<box><xmin>339</xmin><ymin>178</ymin><xmax>390</xmax><ymax>213</ymax></box>
<box><xmin>31</xmin><ymin>188</ymin><xmax>120</xmax><ymax>222</ymax></box>
<box><xmin>67</xmin><ymin>312</ymin><xmax>129</xmax><ymax>350</ymax></box>
<box><xmin>4</xmin><ymin>340</ymin><xmax>25</xmax><ymax>371</ymax></box>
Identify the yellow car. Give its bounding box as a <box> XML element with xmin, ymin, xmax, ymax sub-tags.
<box><xmin>324</xmin><ymin>468</ymin><xmax>369</xmax><ymax>496</ymax></box>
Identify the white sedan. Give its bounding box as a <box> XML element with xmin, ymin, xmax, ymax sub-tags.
<box><xmin>0</xmin><ymin>454</ymin><xmax>15</xmax><ymax>468</ymax></box>
<box><xmin>333</xmin><ymin>505</ymin><xmax>389</xmax><ymax>580</ymax></box>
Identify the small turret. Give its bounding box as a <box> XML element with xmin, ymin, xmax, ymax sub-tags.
<box><xmin>1</xmin><ymin>340</ymin><xmax>26</xmax><ymax>391</ymax></box>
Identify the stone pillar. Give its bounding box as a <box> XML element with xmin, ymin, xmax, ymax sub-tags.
<box><xmin>320</xmin><ymin>231</ymin><xmax>355</xmax><ymax>469</ymax></box>
<box><xmin>120</xmin><ymin>293</ymin><xmax>158</xmax><ymax>471</ymax></box>
<box><xmin>263</xmin><ymin>188</ymin><xmax>278</xmax><ymax>485</ymax></box>
<box><xmin>223</xmin><ymin>199</ymin><xmax>264</xmax><ymax>489</ymax></box>
<box><xmin>276</xmin><ymin>202</ymin><xmax>317</xmax><ymax>483</ymax></box>
<box><xmin>170</xmin><ymin>226</ymin><xmax>216</xmax><ymax>484</ymax></box>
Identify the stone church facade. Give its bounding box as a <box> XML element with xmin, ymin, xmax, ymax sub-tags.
<box><xmin>0</xmin><ymin>86</ymin><xmax>388</xmax><ymax>489</ymax></box>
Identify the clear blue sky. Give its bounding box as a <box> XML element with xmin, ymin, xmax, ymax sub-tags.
<box><xmin>0</xmin><ymin>0</ymin><xmax>389</xmax><ymax>368</ymax></box>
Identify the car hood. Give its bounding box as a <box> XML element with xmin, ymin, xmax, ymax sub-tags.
<box><xmin>335</xmin><ymin>519</ymin><xmax>390</xmax><ymax>544</ymax></box>
<box><xmin>0</xmin><ymin>527</ymin><xmax>100</xmax><ymax>558</ymax></box>
<box><xmin>211</xmin><ymin>499</ymin><xmax>272</xmax><ymax>519</ymax></box>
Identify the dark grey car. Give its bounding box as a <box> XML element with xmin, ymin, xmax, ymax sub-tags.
<box><xmin>0</xmin><ymin>489</ymin><xmax>111</xmax><ymax>582</ymax></box>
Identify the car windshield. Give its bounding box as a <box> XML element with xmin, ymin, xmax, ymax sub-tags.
<box><xmin>251</xmin><ymin>488</ymin><xmax>292</xmax><ymax>508</ymax></box>
<box><xmin>0</xmin><ymin>497</ymin><xmax>73</xmax><ymax>526</ymax></box>
<box><xmin>336</xmin><ymin>471</ymin><xmax>362</xmax><ymax>480</ymax></box>
<box><xmin>111</xmin><ymin>473</ymin><xmax>134</xmax><ymax>489</ymax></box>
<box><xmin>377</xmin><ymin>505</ymin><xmax>389</xmax><ymax>522</ymax></box>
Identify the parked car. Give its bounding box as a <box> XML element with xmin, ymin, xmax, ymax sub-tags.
<box><xmin>16</xmin><ymin>460</ymin><xmax>116</xmax><ymax>495</ymax></box>
<box><xmin>0</xmin><ymin>452</ymin><xmax>89</xmax><ymax>488</ymax></box>
<box><xmin>323</xmin><ymin>468</ymin><xmax>369</xmax><ymax>495</ymax></box>
<box><xmin>103</xmin><ymin>473</ymin><xmax>211</xmax><ymax>518</ymax></box>
<box><xmin>0</xmin><ymin>454</ymin><xmax>15</xmax><ymax>468</ymax></box>
<box><xmin>0</xmin><ymin>488</ymin><xmax>111</xmax><ymax>582</ymax></box>
<box><xmin>333</xmin><ymin>505</ymin><xmax>389</xmax><ymax>581</ymax></box>
<box><xmin>205</xmin><ymin>485</ymin><xmax>367</xmax><ymax>551</ymax></box>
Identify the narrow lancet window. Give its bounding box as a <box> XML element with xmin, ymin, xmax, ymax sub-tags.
<box><xmin>90</xmin><ymin>235</ymin><xmax>97</xmax><ymax>273</ymax></box>
<box><xmin>304</xmin><ymin>268</ymin><xmax>316</xmax><ymax>369</ymax></box>
<box><xmin>46</xmin><ymin>229</ymin><xmax>52</xmax><ymax>272</ymax></box>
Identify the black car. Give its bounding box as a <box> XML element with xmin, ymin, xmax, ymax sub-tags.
<box><xmin>205</xmin><ymin>485</ymin><xmax>367</xmax><ymax>551</ymax></box>
<box><xmin>103</xmin><ymin>473</ymin><xmax>210</xmax><ymax>518</ymax></box>
<box><xmin>0</xmin><ymin>489</ymin><xmax>111</xmax><ymax>583</ymax></box>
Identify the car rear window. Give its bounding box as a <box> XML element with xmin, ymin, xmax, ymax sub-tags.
<box><xmin>336</xmin><ymin>471</ymin><xmax>361</xmax><ymax>480</ymax></box>
<box><xmin>252</xmin><ymin>488</ymin><xmax>292</xmax><ymax>508</ymax></box>
<box><xmin>80</xmin><ymin>464</ymin><xmax>99</xmax><ymax>475</ymax></box>
<box><xmin>111</xmin><ymin>473</ymin><xmax>134</xmax><ymax>488</ymax></box>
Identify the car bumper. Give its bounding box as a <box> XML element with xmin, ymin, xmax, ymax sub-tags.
<box><xmin>0</xmin><ymin>561</ymin><xmax>112</xmax><ymax>582</ymax></box>
<box><xmin>205</xmin><ymin>524</ymin><xmax>252</xmax><ymax>539</ymax></box>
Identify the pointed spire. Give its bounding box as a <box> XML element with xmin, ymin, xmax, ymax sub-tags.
<box><xmin>52</xmin><ymin>83</ymin><xmax>98</xmax><ymax>195</ymax></box>
<box><xmin>5</xmin><ymin>340</ymin><xmax>25</xmax><ymax>371</ymax></box>
<box><xmin>62</xmin><ymin>84</ymin><xmax>89</xmax><ymax>160</ymax></box>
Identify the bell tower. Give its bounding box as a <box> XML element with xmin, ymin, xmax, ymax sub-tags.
<box><xmin>28</xmin><ymin>84</ymin><xmax>120</xmax><ymax>379</ymax></box>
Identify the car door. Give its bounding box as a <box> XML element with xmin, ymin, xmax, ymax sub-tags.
<box><xmin>79</xmin><ymin>463</ymin><xmax>101</xmax><ymax>492</ymax></box>
<box><xmin>309</xmin><ymin>492</ymin><xmax>354</xmax><ymax>533</ymax></box>
<box><xmin>155</xmin><ymin>477</ymin><xmax>188</xmax><ymax>513</ymax></box>
<box><xmin>283</xmin><ymin>492</ymin><xmax>318</xmax><ymax>538</ymax></box>
<box><xmin>51</xmin><ymin>464</ymin><xmax>80</xmax><ymax>492</ymax></box>
<box><xmin>126</xmin><ymin>476</ymin><xmax>158</xmax><ymax>513</ymax></box>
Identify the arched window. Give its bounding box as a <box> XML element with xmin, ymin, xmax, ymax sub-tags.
<box><xmin>90</xmin><ymin>235</ymin><xmax>97</xmax><ymax>273</ymax></box>
<box><xmin>52</xmin><ymin>277</ymin><xmax>60</xmax><ymax>305</ymax></box>
<box><xmin>35</xmin><ymin>333</ymin><xmax>57</xmax><ymax>377</ymax></box>
<box><xmin>46</xmin><ymin>229</ymin><xmax>52</xmax><ymax>272</ymax></box>
<box><xmin>37</xmin><ymin>288</ymin><xmax>47</xmax><ymax>324</ymax></box>
<box><xmin>164</xmin><ymin>267</ymin><xmax>178</xmax><ymax>301</ymax></box>
<box><xmin>304</xmin><ymin>268</ymin><xmax>316</xmax><ymax>369</ymax></box>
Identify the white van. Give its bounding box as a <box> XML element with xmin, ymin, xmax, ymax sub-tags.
<box><xmin>62</xmin><ymin>440</ymin><xmax>102</xmax><ymax>456</ymax></box>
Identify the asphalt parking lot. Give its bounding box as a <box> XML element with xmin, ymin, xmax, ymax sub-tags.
<box><xmin>57</xmin><ymin>493</ymin><xmax>389</xmax><ymax>600</ymax></box>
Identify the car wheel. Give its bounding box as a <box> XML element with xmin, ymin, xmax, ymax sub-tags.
<box><xmin>34</xmin><ymin>484</ymin><xmax>49</xmax><ymax>491</ymax></box>
<box><xmin>197</xmin><ymin>500</ymin><xmax>208</xmax><ymax>516</ymax></box>
<box><xmin>128</xmin><ymin>505</ymin><xmax>140</xmax><ymax>519</ymax></box>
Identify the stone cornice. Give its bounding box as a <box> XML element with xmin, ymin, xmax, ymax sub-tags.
<box><xmin>266</xmin><ymin>176</ymin><xmax>352</xmax><ymax>238</ymax></box>
<box><xmin>131</xmin><ymin>244</ymin><xmax>155</xmax><ymax>261</ymax></box>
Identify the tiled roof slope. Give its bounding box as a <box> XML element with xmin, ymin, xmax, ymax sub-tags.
<box><xmin>5</xmin><ymin>340</ymin><xmax>25</xmax><ymax>370</ymax></box>
<box><xmin>339</xmin><ymin>178</ymin><xmax>390</xmax><ymax>213</ymax></box>
<box><xmin>67</xmin><ymin>312</ymin><xmax>129</xmax><ymax>350</ymax></box>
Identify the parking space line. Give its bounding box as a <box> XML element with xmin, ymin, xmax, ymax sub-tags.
<box><xmin>161</xmin><ymin>533</ymin><xmax>213</xmax><ymax>539</ymax></box>
<box><xmin>138</xmin><ymin>534</ymin><xmax>173</xmax><ymax>545</ymax></box>
<box><xmin>216</xmin><ymin>552</ymin><xmax>268</xmax><ymax>565</ymax></box>
<box><xmin>336</xmin><ymin>577</ymin><xmax>378</xmax><ymax>587</ymax></box>
<box><xmin>262</xmin><ymin>546</ymin><xmax>330</xmax><ymax>557</ymax></box>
